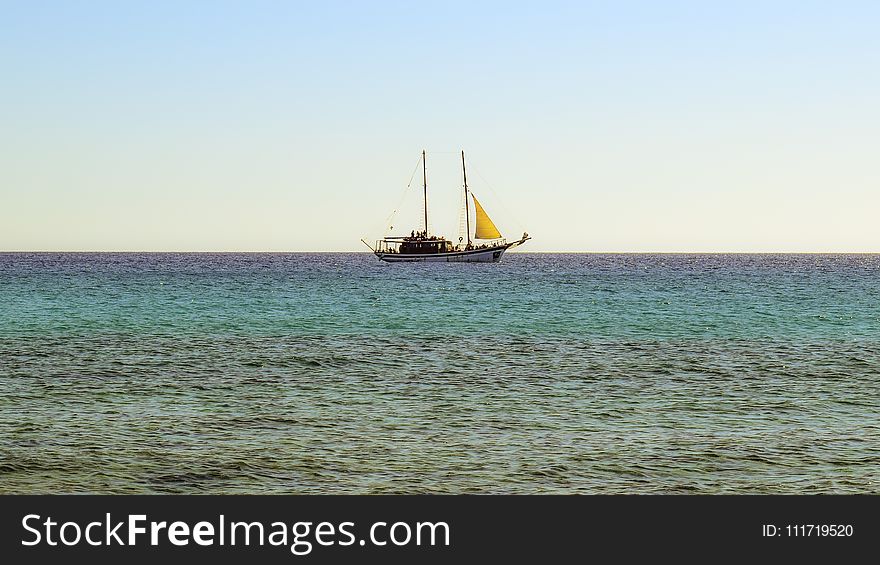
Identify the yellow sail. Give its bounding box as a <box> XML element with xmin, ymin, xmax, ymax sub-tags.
<box><xmin>473</xmin><ymin>195</ymin><xmax>502</xmax><ymax>240</ymax></box>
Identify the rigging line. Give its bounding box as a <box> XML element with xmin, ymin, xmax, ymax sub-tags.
<box><xmin>379</xmin><ymin>154</ymin><xmax>424</xmax><ymax>236</ymax></box>
<box><xmin>405</xmin><ymin>153</ymin><xmax>423</xmax><ymax>190</ymax></box>
<box><xmin>468</xmin><ymin>160</ymin><xmax>528</xmax><ymax>234</ymax></box>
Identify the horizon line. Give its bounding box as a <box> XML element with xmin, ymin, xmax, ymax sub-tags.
<box><xmin>4</xmin><ymin>250</ymin><xmax>880</xmax><ymax>255</ymax></box>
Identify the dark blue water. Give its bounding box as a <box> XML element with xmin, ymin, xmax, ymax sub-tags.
<box><xmin>1</xmin><ymin>253</ymin><xmax>878</xmax><ymax>493</ymax></box>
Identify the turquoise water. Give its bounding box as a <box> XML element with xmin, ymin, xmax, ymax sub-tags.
<box><xmin>1</xmin><ymin>253</ymin><xmax>878</xmax><ymax>493</ymax></box>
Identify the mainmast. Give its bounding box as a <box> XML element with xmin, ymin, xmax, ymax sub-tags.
<box><xmin>461</xmin><ymin>150</ymin><xmax>471</xmax><ymax>247</ymax></box>
<box><xmin>422</xmin><ymin>149</ymin><xmax>428</xmax><ymax>235</ymax></box>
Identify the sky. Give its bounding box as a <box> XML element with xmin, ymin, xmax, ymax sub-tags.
<box><xmin>1</xmin><ymin>0</ymin><xmax>878</xmax><ymax>252</ymax></box>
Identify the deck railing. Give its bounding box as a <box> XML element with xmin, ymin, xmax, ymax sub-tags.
<box><xmin>376</xmin><ymin>238</ymin><xmax>506</xmax><ymax>254</ymax></box>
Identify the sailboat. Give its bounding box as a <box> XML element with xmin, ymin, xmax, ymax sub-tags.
<box><xmin>363</xmin><ymin>150</ymin><xmax>530</xmax><ymax>263</ymax></box>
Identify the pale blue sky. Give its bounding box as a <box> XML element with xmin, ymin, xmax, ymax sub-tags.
<box><xmin>2</xmin><ymin>1</ymin><xmax>878</xmax><ymax>251</ymax></box>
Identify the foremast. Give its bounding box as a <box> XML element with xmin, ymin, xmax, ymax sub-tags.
<box><xmin>422</xmin><ymin>149</ymin><xmax>428</xmax><ymax>235</ymax></box>
<box><xmin>461</xmin><ymin>150</ymin><xmax>471</xmax><ymax>249</ymax></box>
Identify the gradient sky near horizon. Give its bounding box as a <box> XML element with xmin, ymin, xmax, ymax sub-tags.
<box><xmin>2</xmin><ymin>1</ymin><xmax>879</xmax><ymax>251</ymax></box>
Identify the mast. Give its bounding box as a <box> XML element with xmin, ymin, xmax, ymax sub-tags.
<box><xmin>461</xmin><ymin>150</ymin><xmax>471</xmax><ymax>246</ymax></box>
<box><xmin>422</xmin><ymin>149</ymin><xmax>428</xmax><ymax>235</ymax></box>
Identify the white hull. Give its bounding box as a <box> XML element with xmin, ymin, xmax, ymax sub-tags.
<box><xmin>376</xmin><ymin>245</ymin><xmax>508</xmax><ymax>263</ymax></box>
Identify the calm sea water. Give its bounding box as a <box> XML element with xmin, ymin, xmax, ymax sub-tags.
<box><xmin>1</xmin><ymin>253</ymin><xmax>878</xmax><ymax>494</ymax></box>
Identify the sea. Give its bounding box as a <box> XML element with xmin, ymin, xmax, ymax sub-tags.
<box><xmin>1</xmin><ymin>252</ymin><xmax>878</xmax><ymax>494</ymax></box>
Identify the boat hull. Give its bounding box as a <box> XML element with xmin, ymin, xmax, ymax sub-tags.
<box><xmin>376</xmin><ymin>245</ymin><xmax>508</xmax><ymax>263</ymax></box>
